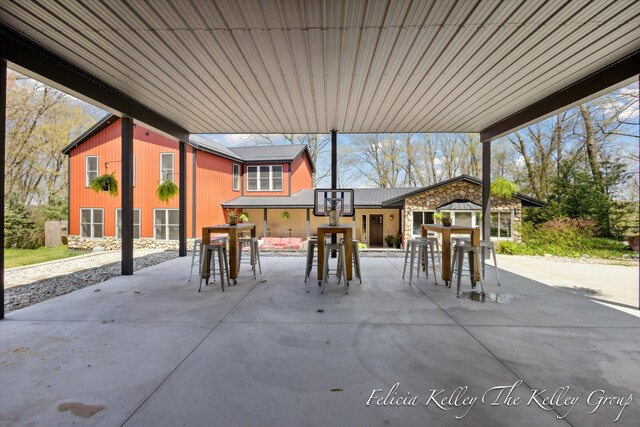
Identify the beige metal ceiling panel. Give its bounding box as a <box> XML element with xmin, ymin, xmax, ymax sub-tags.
<box><xmin>2</xmin><ymin>0</ymin><xmax>638</xmax><ymax>134</ymax></box>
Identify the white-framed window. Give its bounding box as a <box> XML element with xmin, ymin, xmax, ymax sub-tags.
<box><xmin>116</xmin><ymin>209</ymin><xmax>141</xmax><ymax>239</ymax></box>
<box><xmin>85</xmin><ymin>156</ymin><xmax>98</xmax><ymax>187</ymax></box>
<box><xmin>490</xmin><ymin>211</ymin><xmax>513</xmax><ymax>238</ymax></box>
<box><xmin>412</xmin><ymin>210</ymin><xmax>435</xmax><ymax>236</ymax></box>
<box><xmin>232</xmin><ymin>163</ymin><xmax>240</xmax><ymax>191</ymax></box>
<box><xmin>154</xmin><ymin>209</ymin><xmax>179</xmax><ymax>240</ymax></box>
<box><xmin>80</xmin><ymin>208</ymin><xmax>103</xmax><ymax>238</ymax></box>
<box><xmin>246</xmin><ymin>165</ymin><xmax>283</xmax><ymax>191</ymax></box>
<box><xmin>160</xmin><ymin>153</ymin><xmax>174</xmax><ymax>183</ymax></box>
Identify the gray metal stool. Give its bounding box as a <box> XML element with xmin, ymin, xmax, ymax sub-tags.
<box><xmin>402</xmin><ymin>238</ymin><xmax>438</xmax><ymax>285</ymax></box>
<box><xmin>237</xmin><ymin>237</ymin><xmax>261</xmax><ymax>279</ymax></box>
<box><xmin>450</xmin><ymin>237</ymin><xmax>472</xmax><ymax>287</ymax></box>
<box><xmin>480</xmin><ymin>240</ymin><xmax>501</xmax><ymax>286</ymax></box>
<box><xmin>338</xmin><ymin>238</ymin><xmax>362</xmax><ymax>284</ymax></box>
<box><xmin>304</xmin><ymin>237</ymin><xmax>318</xmax><ymax>282</ymax></box>
<box><xmin>426</xmin><ymin>232</ymin><xmax>442</xmax><ymax>265</ymax></box>
<box><xmin>453</xmin><ymin>243</ymin><xmax>484</xmax><ymax>297</ymax></box>
<box><xmin>199</xmin><ymin>242</ymin><xmax>230</xmax><ymax>292</ymax></box>
<box><xmin>322</xmin><ymin>242</ymin><xmax>348</xmax><ymax>294</ymax></box>
<box><xmin>188</xmin><ymin>238</ymin><xmax>202</xmax><ymax>282</ymax></box>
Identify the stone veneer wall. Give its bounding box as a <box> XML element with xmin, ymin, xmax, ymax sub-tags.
<box><xmin>68</xmin><ymin>235</ymin><xmax>195</xmax><ymax>251</ymax></box>
<box><xmin>403</xmin><ymin>180</ymin><xmax>522</xmax><ymax>242</ymax></box>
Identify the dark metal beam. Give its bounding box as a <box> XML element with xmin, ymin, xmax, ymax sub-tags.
<box><xmin>481</xmin><ymin>140</ymin><xmax>491</xmax><ymax>244</ymax></box>
<box><xmin>121</xmin><ymin>117</ymin><xmax>134</xmax><ymax>275</ymax></box>
<box><xmin>331</xmin><ymin>130</ymin><xmax>337</xmax><ymax>189</ymax></box>
<box><xmin>1</xmin><ymin>59</ymin><xmax>6</xmax><ymax>319</ymax></box>
<box><xmin>480</xmin><ymin>50</ymin><xmax>640</xmax><ymax>142</ymax></box>
<box><xmin>0</xmin><ymin>23</ymin><xmax>189</xmax><ymax>142</ymax></box>
<box><xmin>179</xmin><ymin>141</ymin><xmax>187</xmax><ymax>257</ymax></box>
<box><xmin>192</xmin><ymin>147</ymin><xmax>197</xmax><ymax>239</ymax></box>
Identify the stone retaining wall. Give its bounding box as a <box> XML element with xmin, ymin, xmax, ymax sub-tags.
<box><xmin>68</xmin><ymin>235</ymin><xmax>195</xmax><ymax>250</ymax></box>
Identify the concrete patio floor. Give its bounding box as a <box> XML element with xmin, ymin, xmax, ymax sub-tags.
<box><xmin>1</xmin><ymin>256</ymin><xmax>639</xmax><ymax>426</ymax></box>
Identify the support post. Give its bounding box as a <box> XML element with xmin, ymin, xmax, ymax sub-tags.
<box><xmin>263</xmin><ymin>209</ymin><xmax>268</xmax><ymax>238</ymax></box>
<box><xmin>481</xmin><ymin>138</ymin><xmax>492</xmax><ymax>243</ymax></box>
<box><xmin>1</xmin><ymin>59</ymin><xmax>6</xmax><ymax>319</ymax></box>
<box><xmin>192</xmin><ymin>146</ymin><xmax>196</xmax><ymax>238</ymax></box>
<box><xmin>121</xmin><ymin>116</ymin><xmax>134</xmax><ymax>275</ymax></box>
<box><xmin>179</xmin><ymin>141</ymin><xmax>187</xmax><ymax>256</ymax></box>
<box><xmin>330</xmin><ymin>130</ymin><xmax>337</xmax><ymax>254</ymax></box>
<box><xmin>306</xmin><ymin>208</ymin><xmax>310</xmax><ymax>238</ymax></box>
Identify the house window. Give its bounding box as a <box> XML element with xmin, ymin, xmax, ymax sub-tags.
<box><xmin>85</xmin><ymin>156</ymin><xmax>98</xmax><ymax>187</ymax></box>
<box><xmin>490</xmin><ymin>212</ymin><xmax>512</xmax><ymax>238</ymax></box>
<box><xmin>80</xmin><ymin>208</ymin><xmax>103</xmax><ymax>238</ymax></box>
<box><xmin>116</xmin><ymin>209</ymin><xmax>141</xmax><ymax>239</ymax></box>
<box><xmin>160</xmin><ymin>153</ymin><xmax>174</xmax><ymax>183</ymax></box>
<box><xmin>232</xmin><ymin>163</ymin><xmax>240</xmax><ymax>191</ymax></box>
<box><xmin>412</xmin><ymin>211</ymin><xmax>435</xmax><ymax>235</ymax></box>
<box><xmin>154</xmin><ymin>209</ymin><xmax>179</xmax><ymax>240</ymax></box>
<box><xmin>246</xmin><ymin>165</ymin><xmax>283</xmax><ymax>191</ymax></box>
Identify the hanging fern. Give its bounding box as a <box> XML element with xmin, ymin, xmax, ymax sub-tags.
<box><xmin>281</xmin><ymin>210</ymin><xmax>290</xmax><ymax>220</ymax></box>
<box><xmin>89</xmin><ymin>173</ymin><xmax>118</xmax><ymax>197</ymax></box>
<box><xmin>490</xmin><ymin>178</ymin><xmax>518</xmax><ymax>199</ymax></box>
<box><xmin>156</xmin><ymin>181</ymin><xmax>179</xmax><ymax>203</ymax></box>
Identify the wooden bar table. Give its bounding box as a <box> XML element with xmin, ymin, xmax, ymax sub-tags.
<box><xmin>202</xmin><ymin>223</ymin><xmax>256</xmax><ymax>285</ymax></box>
<box><xmin>422</xmin><ymin>224</ymin><xmax>480</xmax><ymax>286</ymax></box>
<box><xmin>316</xmin><ymin>224</ymin><xmax>353</xmax><ymax>284</ymax></box>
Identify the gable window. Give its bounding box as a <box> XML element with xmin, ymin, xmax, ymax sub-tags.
<box><xmin>412</xmin><ymin>211</ymin><xmax>435</xmax><ymax>236</ymax></box>
<box><xmin>116</xmin><ymin>209</ymin><xmax>141</xmax><ymax>239</ymax></box>
<box><xmin>247</xmin><ymin>165</ymin><xmax>283</xmax><ymax>191</ymax></box>
<box><xmin>160</xmin><ymin>153</ymin><xmax>174</xmax><ymax>183</ymax></box>
<box><xmin>80</xmin><ymin>208</ymin><xmax>103</xmax><ymax>238</ymax></box>
<box><xmin>154</xmin><ymin>209</ymin><xmax>179</xmax><ymax>240</ymax></box>
<box><xmin>490</xmin><ymin>211</ymin><xmax>512</xmax><ymax>238</ymax></box>
<box><xmin>232</xmin><ymin>163</ymin><xmax>240</xmax><ymax>191</ymax></box>
<box><xmin>85</xmin><ymin>156</ymin><xmax>98</xmax><ymax>187</ymax></box>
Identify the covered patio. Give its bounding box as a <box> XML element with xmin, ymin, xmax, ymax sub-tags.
<box><xmin>1</xmin><ymin>256</ymin><xmax>638</xmax><ymax>426</ymax></box>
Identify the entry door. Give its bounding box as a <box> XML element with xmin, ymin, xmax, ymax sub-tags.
<box><xmin>369</xmin><ymin>215</ymin><xmax>383</xmax><ymax>246</ymax></box>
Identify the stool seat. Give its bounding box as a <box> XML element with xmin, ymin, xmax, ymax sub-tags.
<box><xmin>403</xmin><ymin>238</ymin><xmax>438</xmax><ymax>285</ymax></box>
<box><xmin>322</xmin><ymin>243</ymin><xmax>348</xmax><ymax>294</ymax></box>
<box><xmin>237</xmin><ymin>237</ymin><xmax>261</xmax><ymax>279</ymax></box>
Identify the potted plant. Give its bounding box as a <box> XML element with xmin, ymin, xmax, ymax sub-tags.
<box><xmin>238</xmin><ymin>211</ymin><xmax>249</xmax><ymax>223</ymax></box>
<box><xmin>226</xmin><ymin>209</ymin><xmax>239</xmax><ymax>225</ymax></box>
<box><xmin>156</xmin><ymin>180</ymin><xmax>179</xmax><ymax>203</ymax></box>
<box><xmin>384</xmin><ymin>234</ymin><xmax>395</xmax><ymax>248</ymax></box>
<box><xmin>89</xmin><ymin>172</ymin><xmax>118</xmax><ymax>196</ymax></box>
<box><xmin>393</xmin><ymin>233</ymin><xmax>402</xmax><ymax>249</ymax></box>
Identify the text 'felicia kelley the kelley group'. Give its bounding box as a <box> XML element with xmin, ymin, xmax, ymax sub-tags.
<box><xmin>365</xmin><ymin>381</ymin><xmax>633</xmax><ymax>422</ymax></box>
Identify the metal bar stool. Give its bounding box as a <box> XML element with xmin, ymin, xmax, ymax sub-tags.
<box><xmin>304</xmin><ymin>237</ymin><xmax>318</xmax><ymax>282</ymax></box>
<box><xmin>426</xmin><ymin>232</ymin><xmax>442</xmax><ymax>265</ymax></box>
<box><xmin>237</xmin><ymin>237</ymin><xmax>261</xmax><ymax>279</ymax></box>
<box><xmin>402</xmin><ymin>237</ymin><xmax>438</xmax><ymax>285</ymax></box>
<box><xmin>322</xmin><ymin>242</ymin><xmax>348</xmax><ymax>294</ymax></box>
<box><xmin>480</xmin><ymin>240</ymin><xmax>501</xmax><ymax>286</ymax></box>
<box><xmin>188</xmin><ymin>238</ymin><xmax>202</xmax><ymax>282</ymax></box>
<box><xmin>450</xmin><ymin>237</ymin><xmax>472</xmax><ymax>287</ymax></box>
<box><xmin>337</xmin><ymin>238</ymin><xmax>362</xmax><ymax>284</ymax></box>
<box><xmin>454</xmin><ymin>242</ymin><xmax>485</xmax><ymax>297</ymax></box>
<box><xmin>199</xmin><ymin>242</ymin><xmax>230</xmax><ymax>292</ymax></box>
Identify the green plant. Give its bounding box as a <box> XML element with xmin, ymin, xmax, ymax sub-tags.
<box><xmin>89</xmin><ymin>173</ymin><xmax>118</xmax><ymax>196</ymax></box>
<box><xmin>496</xmin><ymin>240</ymin><xmax>518</xmax><ymax>255</ymax></box>
<box><xmin>392</xmin><ymin>233</ymin><xmax>402</xmax><ymax>248</ymax></box>
<box><xmin>434</xmin><ymin>212</ymin><xmax>443</xmax><ymax>222</ymax></box>
<box><xmin>358</xmin><ymin>242</ymin><xmax>369</xmax><ymax>250</ymax></box>
<box><xmin>384</xmin><ymin>234</ymin><xmax>395</xmax><ymax>247</ymax></box>
<box><xmin>491</xmin><ymin>177</ymin><xmax>518</xmax><ymax>199</ymax></box>
<box><xmin>156</xmin><ymin>180</ymin><xmax>179</xmax><ymax>203</ymax></box>
<box><xmin>239</xmin><ymin>211</ymin><xmax>250</xmax><ymax>223</ymax></box>
<box><xmin>281</xmin><ymin>210</ymin><xmax>290</xmax><ymax>220</ymax></box>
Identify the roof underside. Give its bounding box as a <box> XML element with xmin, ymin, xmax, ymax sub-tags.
<box><xmin>2</xmin><ymin>0</ymin><xmax>639</xmax><ymax>134</ymax></box>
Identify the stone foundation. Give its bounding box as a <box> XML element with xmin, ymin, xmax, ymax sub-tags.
<box><xmin>68</xmin><ymin>235</ymin><xmax>195</xmax><ymax>251</ymax></box>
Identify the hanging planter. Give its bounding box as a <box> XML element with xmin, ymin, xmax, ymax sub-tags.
<box><xmin>89</xmin><ymin>173</ymin><xmax>118</xmax><ymax>197</ymax></box>
<box><xmin>281</xmin><ymin>210</ymin><xmax>290</xmax><ymax>220</ymax></box>
<box><xmin>156</xmin><ymin>181</ymin><xmax>179</xmax><ymax>203</ymax></box>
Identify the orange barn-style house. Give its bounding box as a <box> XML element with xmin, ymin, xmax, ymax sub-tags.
<box><xmin>64</xmin><ymin>115</ymin><xmax>314</xmax><ymax>249</ymax></box>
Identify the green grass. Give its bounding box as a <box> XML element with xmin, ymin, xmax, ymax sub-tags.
<box><xmin>4</xmin><ymin>245</ymin><xmax>90</xmax><ymax>268</ymax></box>
<box><xmin>497</xmin><ymin>237</ymin><xmax>631</xmax><ymax>259</ymax></box>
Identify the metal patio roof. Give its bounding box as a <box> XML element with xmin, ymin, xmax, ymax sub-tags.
<box><xmin>2</xmin><ymin>0</ymin><xmax>639</xmax><ymax>137</ymax></box>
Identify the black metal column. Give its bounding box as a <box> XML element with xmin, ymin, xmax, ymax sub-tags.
<box><xmin>121</xmin><ymin>117</ymin><xmax>134</xmax><ymax>275</ymax></box>
<box><xmin>179</xmin><ymin>141</ymin><xmax>187</xmax><ymax>257</ymax></box>
<box><xmin>481</xmin><ymin>138</ymin><xmax>491</xmax><ymax>242</ymax></box>
<box><xmin>330</xmin><ymin>130</ymin><xmax>337</xmax><ymax>252</ymax></box>
<box><xmin>1</xmin><ymin>59</ymin><xmax>6</xmax><ymax>319</ymax></box>
<box><xmin>192</xmin><ymin>146</ymin><xmax>196</xmax><ymax>238</ymax></box>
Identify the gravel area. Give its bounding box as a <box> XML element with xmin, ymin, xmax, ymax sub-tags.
<box><xmin>4</xmin><ymin>250</ymin><xmax>178</xmax><ymax>314</ymax></box>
